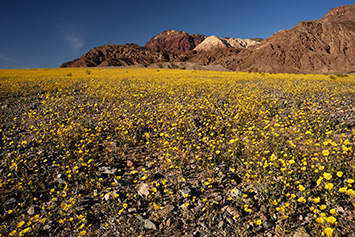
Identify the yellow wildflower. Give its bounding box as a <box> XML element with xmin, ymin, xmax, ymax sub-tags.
<box><xmin>323</xmin><ymin>172</ymin><xmax>332</xmax><ymax>180</ymax></box>
<box><xmin>323</xmin><ymin>227</ymin><xmax>334</xmax><ymax>237</ymax></box>
<box><xmin>322</xmin><ymin>150</ymin><xmax>330</xmax><ymax>156</ymax></box>
<box><xmin>324</xmin><ymin>183</ymin><xmax>334</xmax><ymax>190</ymax></box>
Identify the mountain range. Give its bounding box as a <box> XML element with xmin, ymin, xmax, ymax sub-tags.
<box><xmin>61</xmin><ymin>5</ymin><xmax>355</xmax><ymax>74</ymax></box>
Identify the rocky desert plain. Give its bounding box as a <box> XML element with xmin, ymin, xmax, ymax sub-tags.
<box><xmin>1</xmin><ymin>4</ymin><xmax>355</xmax><ymax>237</ymax></box>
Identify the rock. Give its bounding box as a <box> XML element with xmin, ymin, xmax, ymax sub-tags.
<box><xmin>336</xmin><ymin>206</ymin><xmax>345</xmax><ymax>214</ymax></box>
<box><xmin>43</xmin><ymin>225</ymin><xmax>51</xmax><ymax>230</ymax></box>
<box><xmin>230</xmin><ymin>188</ymin><xmax>242</xmax><ymax>198</ymax></box>
<box><xmin>128</xmin><ymin>208</ymin><xmax>137</xmax><ymax>213</ymax></box>
<box><xmin>136</xmin><ymin>215</ymin><xmax>144</xmax><ymax>221</ymax></box>
<box><xmin>27</xmin><ymin>205</ymin><xmax>35</xmax><ymax>215</ymax></box>
<box><xmin>218</xmin><ymin>220</ymin><xmax>226</xmax><ymax>229</ymax></box>
<box><xmin>6</xmin><ymin>198</ymin><xmax>17</xmax><ymax>205</ymax></box>
<box><xmin>144</xmin><ymin>219</ymin><xmax>157</xmax><ymax>230</ymax></box>
<box><xmin>138</xmin><ymin>183</ymin><xmax>150</xmax><ymax>198</ymax></box>
<box><xmin>56</xmin><ymin>174</ymin><xmax>66</xmax><ymax>185</ymax></box>
<box><xmin>180</xmin><ymin>203</ymin><xmax>189</xmax><ymax>210</ymax></box>
<box><xmin>166</xmin><ymin>218</ymin><xmax>171</xmax><ymax>227</ymax></box>
<box><xmin>126</xmin><ymin>160</ymin><xmax>133</xmax><ymax>167</ymax></box>
<box><xmin>98</xmin><ymin>166</ymin><xmax>117</xmax><ymax>176</ymax></box>
<box><xmin>158</xmin><ymin>204</ymin><xmax>175</xmax><ymax>217</ymax></box>
<box><xmin>222</xmin><ymin>206</ymin><xmax>239</xmax><ymax>217</ymax></box>
<box><xmin>104</xmin><ymin>193</ymin><xmax>110</xmax><ymax>201</ymax></box>
<box><xmin>225</xmin><ymin>217</ymin><xmax>234</xmax><ymax>225</ymax></box>
<box><xmin>180</xmin><ymin>187</ymin><xmax>191</xmax><ymax>197</ymax></box>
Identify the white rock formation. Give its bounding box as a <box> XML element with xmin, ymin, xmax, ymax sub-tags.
<box><xmin>194</xmin><ymin>35</ymin><xmax>261</xmax><ymax>51</ymax></box>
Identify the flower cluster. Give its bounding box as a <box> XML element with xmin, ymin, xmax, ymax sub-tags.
<box><xmin>0</xmin><ymin>68</ymin><xmax>355</xmax><ymax>236</ymax></box>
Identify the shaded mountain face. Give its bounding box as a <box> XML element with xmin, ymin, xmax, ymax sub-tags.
<box><xmin>61</xmin><ymin>5</ymin><xmax>355</xmax><ymax>74</ymax></box>
<box><xmin>60</xmin><ymin>44</ymin><xmax>170</xmax><ymax>68</ymax></box>
<box><xmin>234</xmin><ymin>5</ymin><xmax>355</xmax><ymax>73</ymax></box>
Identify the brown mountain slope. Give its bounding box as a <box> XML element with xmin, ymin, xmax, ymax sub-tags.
<box><xmin>234</xmin><ymin>5</ymin><xmax>355</xmax><ymax>73</ymax></box>
<box><xmin>60</xmin><ymin>44</ymin><xmax>170</xmax><ymax>68</ymax></box>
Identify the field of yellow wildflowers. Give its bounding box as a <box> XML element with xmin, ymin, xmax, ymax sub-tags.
<box><xmin>1</xmin><ymin>68</ymin><xmax>355</xmax><ymax>236</ymax></box>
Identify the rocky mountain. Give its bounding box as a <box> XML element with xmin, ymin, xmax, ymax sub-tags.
<box><xmin>234</xmin><ymin>5</ymin><xmax>355</xmax><ymax>73</ymax></box>
<box><xmin>60</xmin><ymin>44</ymin><xmax>170</xmax><ymax>68</ymax></box>
<box><xmin>60</xmin><ymin>31</ymin><xmax>244</xmax><ymax>69</ymax></box>
<box><xmin>144</xmin><ymin>30</ymin><xmax>206</xmax><ymax>53</ymax></box>
<box><xmin>61</xmin><ymin>5</ymin><xmax>355</xmax><ymax>74</ymax></box>
<box><xmin>194</xmin><ymin>35</ymin><xmax>261</xmax><ymax>51</ymax></box>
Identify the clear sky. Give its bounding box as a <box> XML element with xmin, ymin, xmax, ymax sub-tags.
<box><xmin>0</xmin><ymin>0</ymin><xmax>353</xmax><ymax>69</ymax></box>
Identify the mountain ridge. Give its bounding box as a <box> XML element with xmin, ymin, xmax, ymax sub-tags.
<box><xmin>61</xmin><ymin>5</ymin><xmax>355</xmax><ymax>74</ymax></box>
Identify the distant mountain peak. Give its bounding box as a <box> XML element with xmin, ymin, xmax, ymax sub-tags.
<box><xmin>145</xmin><ymin>30</ymin><xmax>205</xmax><ymax>53</ymax></box>
<box><xmin>321</xmin><ymin>4</ymin><xmax>355</xmax><ymax>21</ymax></box>
<box><xmin>61</xmin><ymin>5</ymin><xmax>355</xmax><ymax>74</ymax></box>
<box><xmin>194</xmin><ymin>35</ymin><xmax>261</xmax><ymax>51</ymax></box>
<box><xmin>235</xmin><ymin>4</ymin><xmax>355</xmax><ymax>73</ymax></box>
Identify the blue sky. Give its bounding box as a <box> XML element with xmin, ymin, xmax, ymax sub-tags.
<box><xmin>0</xmin><ymin>0</ymin><xmax>353</xmax><ymax>69</ymax></box>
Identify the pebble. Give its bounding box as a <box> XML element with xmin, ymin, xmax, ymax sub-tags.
<box><xmin>144</xmin><ymin>219</ymin><xmax>157</xmax><ymax>230</ymax></box>
<box><xmin>138</xmin><ymin>183</ymin><xmax>150</xmax><ymax>197</ymax></box>
<box><xmin>27</xmin><ymin>205</ymin><xmax>35</xmax><ymax>215</ymax></box>
<box><xmin>6</xmin><ymin>198</ymin><xmax>17</xmax><ymax>205</ymax></box>
<box><xmin>43</xmin><ymin>225</ymin><xmax>51</xmax><ymax>230</ymax></box>
<box><xmin>180</xmin><ymin>187</ymin><xmax>191</xmax><ymax>197</ymax></box>
<box><xmin>230</xmin><ymin>188</ymin><xmax>242</xmax><ymax>198</ymax></box>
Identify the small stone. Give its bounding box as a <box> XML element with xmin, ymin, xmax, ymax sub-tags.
<box><xmin>128</xmin><ymin>208</ymin><xmax>137</xmax><ymax>213</ymax></box>
<box><xmin>27</xmin><ymin>205</ymin><xmax>35</xmax><ymax>215</ymax></box>
<box><xmin>180</xmin><ymin>203</ymin><xmax>188</xmax><ymax>210</ymax></box>
<box><xmin>336</xmin><ymin>206</ymin><xmax>345</xmax><ymax>214</ymax></box>
<box><xmin>226</xmin><ymin>217</ymin><xmax>234</xmax><ymax>225</ymax></box>
<box><xmin>164</xmin><ymin>204</ymin><xmax>175</xmax><ymax>212</ymax></box>
<box><xmin>222</xmin><ymin>206</ymin><xmax>239</xmax><ymax>217</ymax></box>
<box><xmin>138</xmin><ymin>183</ymin><xmax>150</xmax><ymax>198</ymax></box>
<box><xmin>104</xmin><ymin>193</ymin><xmax>110</xmax><ymax>201</ymax></box>
<box><xmin>180</xmin><ymin>187</ymin><xmax>191</xmax><ymax>197</ymax></box>
<box><xmin>166</xmin><ymin>218</ymin><xmax>171</xmax><ymax>227</ymax></box>
<box><xmin>57</xmin><ymin>178</ymin><xmax>65</xmax><ymax>185</ymax></box>
<box><xmin>126</xmin><ymin>160</ymin><xmax>133</xmax><ymax>167</ymax></box>
<box><xmin>98</xmin><ymin>166</ymin><xmax>117</xmax><ymax>175</ymax></box>
<box><xmin>218</xmin><ymin>220</ymin><xmax>225</xmax><ymax>229</ymax></box>
<box><xmin>144</xmin><ymin>219</ymin><xmax>157</xmax><ymax>230</ymax></box>
<box><xmin>6</xmin><ymin>198</ymin><xmax>17</xmax><ymax>205</ymax></box>
<box><xmin>230</xmin><ymin>188</ymin><xmax>242</xmax><ymax>198</ymax></box>
<box><xmin>158</xmin><ymin>204</ymin><xmax>175</xmax><ymax>217</ymax></box>
<box><xmin>43</xmin><ymin>225</ymin><xmax>51</xmax><ymax>230</ymax></box>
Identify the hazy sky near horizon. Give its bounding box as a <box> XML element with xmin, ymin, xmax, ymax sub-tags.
<box><xmin>0</xmin><ymin>0</ymin><xmax>353</xmax><ymax>69</ymax></box>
